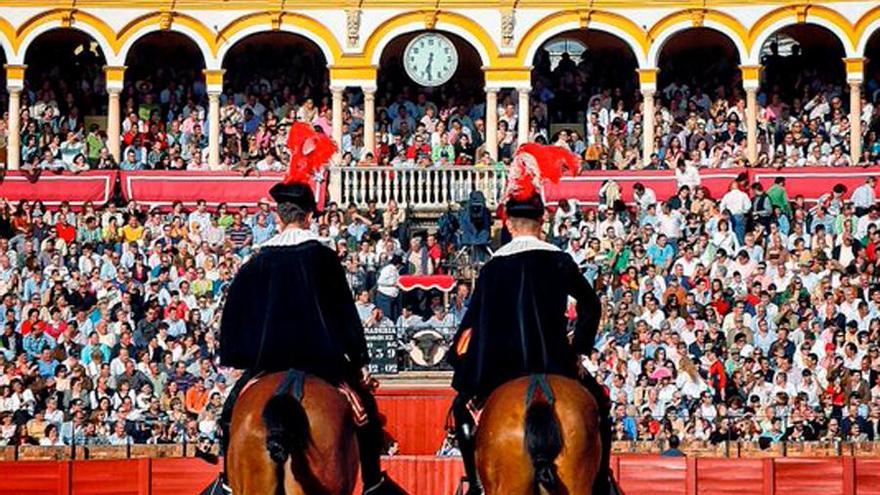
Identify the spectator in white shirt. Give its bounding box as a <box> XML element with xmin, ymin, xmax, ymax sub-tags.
<box><xmin>633</xmin><ymin>183</ymin><xmax>657</xmax><ymax>212</ymax></box>
<box><xmin>720</xmin><ymin>182</ymin><xmax>751</xmax><ymax>244</ymax></box>
<box><xmin>375</xmin><ymin>256</ymin><xmax>402</xmax><ymax>321</ymax></box>
<box><xmin>851</xmin><ymin>177</ymin><xmax>876</xmax><ymax>216</ymax></box>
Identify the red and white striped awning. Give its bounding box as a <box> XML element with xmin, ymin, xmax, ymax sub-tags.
<box><xmin>397</xmin><ymin>275</ymin><xmax>457</xmax><ymax>292</ymax></box>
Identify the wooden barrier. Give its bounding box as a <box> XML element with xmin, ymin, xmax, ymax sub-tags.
<box><xmin>1</xmin><ymin>454</ymin><xmax>880</xmax><ymax>495</ymax></box>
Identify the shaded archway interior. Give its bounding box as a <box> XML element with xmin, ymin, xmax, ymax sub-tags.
<box><xmin>24</xmin><ymin>29</ymin><xmax>106</xmax><ymax>115</ymax></box>
<box><xmin>531</xmin><ymin>29</ymin><xmax>638</xmax><ymax>128</ymax></box>
<box><xmin>376</xmin><ymin>30</ymin><xmax>484</xmax><ymax>108</ymax></box>
<box><xmin>863</xmin><ymin>29</ymin><xmax>880</xmax><ymax>105</ymax></box>
<box><xmin>656</xmin><ymin>27</ymin><xmax>741</xmax><ymax>100</ymax></box>
<box><xmin>124</xmin><ymin>31</ymin><xmax>207</xmax><ymax>108</ymax></box>
<box><xmin>759</xmin><ymin>24</ymin><xmax>846</xmax><ymax>105</ymax></box>
<box><xmin>221</xmin><ymin>32</ymin><xmax>329</xmax><ymax>110</ymax></box>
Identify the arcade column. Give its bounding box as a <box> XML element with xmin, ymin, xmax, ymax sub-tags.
<box><xmin>203</xmin><ymin>69</ymin><xmax>225</xmax><ymax>170</ymax></box>
<box><xmin>104</xmin><ymin>66</ymin><xmax>126</xmax><ymax>162</ymax></box>
<box><xmin>740</xmin><ymin>65</ymin><xmax>762</xmax><ymax>164</ymax></box>
<box><xmin>638</xmin><ymin>68</ymin><xmax>658</xmax><ymax>166</ymax></box>
<box><xmin>363</xmin><ymin>86</ymin><xmax>376</xmax><ymax>155</ymax></box>
<box><xmin>331</xmin><ymin>86</ymin><xmax>345</xmax><ymax>147</ymax></box>
<box><xmin>845</xmin><ymin>58</ymin><xmax>866</xmax><ymax>164</ymax></box>
<box><xmin>518</xmin><ymin>87</ymin><xmax>530</xmax><ymax>147</ymax></box>
<box><xmin>485</xmin><ymin>87</ymin><xmax>499</xmax><ymax>161</ymax></box>
<box><xmin>5</xmin><ymin>64</ymin><xmax>25</xmax><ymax>170</ymax></box>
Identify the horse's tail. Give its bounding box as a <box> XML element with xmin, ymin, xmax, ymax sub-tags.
<box><xmin>262</xmin><ymin>393</ymin><xmax>310</xmax><ymax>465</ymax></box>
<box><xmin>524</xmin><ymin>400</ymin><xmax>563</xmax><ymax>492</ymax></box>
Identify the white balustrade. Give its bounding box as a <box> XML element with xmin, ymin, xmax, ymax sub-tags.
<box><xmin>328</xmin><ymin>166</ymin><xmax>505</xmax><ymax>212</ymax></box>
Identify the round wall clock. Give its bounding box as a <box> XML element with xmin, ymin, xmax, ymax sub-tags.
<box><xmin>403</xmin><ymin>32</ymin><xmax>459</xmax><ymax>87</ymax></box>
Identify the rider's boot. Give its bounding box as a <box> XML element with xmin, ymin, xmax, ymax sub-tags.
<box><xmin>353</xmin><ymin>382</ymin><xmax>408</xmax><ymax>495</ymax></box>
<box><xmin>452</xmin><ymin>393</ymin><xmax>483</xmax><ymax>495</ymax></box>
<box><xmin>578</xmin><ymin>372</ymin><xmax>616</xmax><ymax>495</ymax></box>
<box><xmin>207</xmin><ymin>370</ymin><xmax>254</xmax><ymax>494</ymax></box>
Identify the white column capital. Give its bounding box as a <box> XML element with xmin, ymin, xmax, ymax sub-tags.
<box><xmin>330</xmin><ymin>86</ymin><xmax>346</xmax><ymax>95</ymax></box>
<box><xmin>640</xmin><ymin>87</ymin><xmax>656</xmax><ymax>97</ymax></box>
<box><xmin>6</xmin><ymin>82</ymin><xmax>22</xmax><ymax>92</ymax></box>
<box><xmin>484</xmin><ymin>86</ymin><xmax>500</xmax><ymax>94</ymax></box>
<box><xmin>361</xmin><ymin>86</ymin><xmax>377</xmax><ymax>95</ymax></box>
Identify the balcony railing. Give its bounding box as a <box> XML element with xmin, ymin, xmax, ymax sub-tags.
<box><xmin>328</xmin><ymin>166</ymin><xmax>506</xmax><ymax>211</ymax></box>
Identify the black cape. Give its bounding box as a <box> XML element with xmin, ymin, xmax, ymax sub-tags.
<box><xmin>219</xmin><ymin>239</ymin><xmax>367</xmax><ymax>384</ymax></box>
<box><xmin>449</xmin><ymin>238</ymin><xmax>600</xmax><ymax>397</ymax></box>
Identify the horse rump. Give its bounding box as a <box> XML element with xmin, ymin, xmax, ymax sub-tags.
<box><xmin>524</xmin><ymin>400</ymin><xmax>563</xmax><ymax>491</ymax></box>
<box><xmin>262</xmin><ymin>392</ymin><xmax>310</xmax><ymax>464</ymax></box>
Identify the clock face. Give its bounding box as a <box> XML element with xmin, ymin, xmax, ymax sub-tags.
<box><xmin>403</xmin><ymin>33</ymin><xmax>459</xmax><ymax>87</ymax></box>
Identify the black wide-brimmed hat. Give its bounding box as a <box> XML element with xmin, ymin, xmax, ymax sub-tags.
<box><xmin>269</xmin><ymin>182</ymin><xmax>317</xmax><ymax>213</ymax></box>
<box><xmin>505</xmin><ymin>194</ymin><xmax>545</xmax><ymax>219</ymax></box>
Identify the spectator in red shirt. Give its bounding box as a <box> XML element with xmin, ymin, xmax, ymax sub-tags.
<box><xmin>44</xmin><ymin>308</ymin><xmax>68</xmax><ymax>340</ymax></box>
<box><xmin>406</xmin><ymin>135</ymin><xmax>431</xmax><ymax>161</ymax></box>
<box><xmin>55</xmin><ymin>218</ymin><xmax>76</xmax><ymax>244</ymax></box>
<box><xmin>705</xmin><ymin>349</ymin><xmax>727</xmax><ymax>400</ymax></box>
<box><xmin>19</xmin><ymin>309</ymin><xmax>46</xmax><ymax>337</ymax></box>
<box><xmin>163</xmin><ymin>292</ymin><xmax>189</xmax><ymax>320</ymax></box>
<box><xmin>426</xmin><ymin>233</ymin><xmax>442</xmax><ymax>273</ymax></box>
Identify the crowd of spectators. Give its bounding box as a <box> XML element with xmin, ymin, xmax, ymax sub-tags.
<box><xmin>8</xmin><ymin>38</ymin><xmax>880</xmax><ymax>175</ymax></box>
<box><xmin>529</xmin><ymin>42</ymin><xmax>880</xmax><ymax>171</ymax></box>
<box><xmin>3</xmin><ymin>168</ymin><xmax>880</xmax><ymax>449</ymax></box>
<box><xmin>0</xmin><ymin>192</ymin><xmax>473</xmax><ymax>448</ymax></box>
<box><xmin>553</xmin><ymin>175</ymin><xmax>880</xmax><ymax>445</ymax></box>
<box><xmin>4</xmin><ymin>35</ymin><xmax>880</xmax><ymax>454</ymax></box>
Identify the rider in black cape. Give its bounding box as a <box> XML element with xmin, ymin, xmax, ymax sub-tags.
<box><xmin>209</xmin><ymin>122</ymin><xmax>406</xmax><ymax>495</ymax></box>
<box><xmin>448</xmin><ymin>143</ymin><xmax>615</xmax><ymax>495</ymax></box>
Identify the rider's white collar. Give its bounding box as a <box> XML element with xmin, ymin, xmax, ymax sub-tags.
<box><xmin>260</xmin><ymin>227</ymin><xmax>319</xmax><ymax>248</ymax></box>
<box><xmin>493</xmin><ymin>235</ymin><xmax>561</xmax><ymax>257</ymax></box>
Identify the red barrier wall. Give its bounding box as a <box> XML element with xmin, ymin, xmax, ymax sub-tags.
<box><xmin>542</xmin><ymin>166</ymin><xmax>880</xmax><ymax>205</ymax></box>
<box><xmin>0</xmin><ymin>171</ymin><xmax>115</xmax><ymax>206</ymax></box>
<box><xmin>376</xmin><ymin>387</ymin><xmax>455</xmax><ymax>455</ymax></box>
<box><xmin>4</xmin><ymin>455</ymin><xmax>880</xmax><ymax>495</ymax></box>
<box><xmin>544</xmin><ymin>168</ymin><xmax>743</xmax><ymax>205</ymax></box>
<box><xmin>2</xmin><ymin>167</ymin><xmax>878</xmax><ymax>208</ymax></box>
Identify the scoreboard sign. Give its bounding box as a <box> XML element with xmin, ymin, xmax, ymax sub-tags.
<box><xmin>365</xmin><ymin>326</ymin><xmax>399</xmax><ymax>375</ymax></box>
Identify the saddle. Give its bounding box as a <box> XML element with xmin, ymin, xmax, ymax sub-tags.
<box><xmin>249</xmin><ymin>370</ymin><xmax>369</xmax><ymax>427</ymax></box>
<box><xmin>446</xmin><ymin>375</ymin><xmax>556</xmax><ymax>432</ymax></box>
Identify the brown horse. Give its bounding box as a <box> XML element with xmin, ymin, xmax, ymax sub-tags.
<box><xmin>475</xmin><ymin>375</ymin><xmax>602</xmax><ymax>495</ymax></box>
<box><xmin>227</xmin><ymin>371</ymin><xmax>360</xmax><ymax>495</ymax></box>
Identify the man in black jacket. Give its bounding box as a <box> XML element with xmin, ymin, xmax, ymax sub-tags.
<box><xmin>448</xmin><ymin>143</ymin><xmax>613</xmax><ymax>495</ymax></box>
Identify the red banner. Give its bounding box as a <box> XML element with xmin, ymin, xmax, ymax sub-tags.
<box><xmin>544</xmin><ymin>166</ymin><xmax>880</xmax><ymax>206</ymax></box>
<box><xmin>0</xmin><ymin>171</ymin><xmax>115</xmax><ymax>207</ymax></box>
<box><xmin>544</xmin><ymin>168</ymin><xmax>744</xmax><ymax>205</ymax></box>
<box><xmin>751</xmin><ymin>167</ymin><xmax>880</xmax><ymax>201</ymax></box>
<box><xmin>118</xmin><ymin>171</ymin><xmax>280</xmax><ymax>208</ymax></box>
<box><xmin>398</xmin><ymin>275</ymin><xmax>457</xmax><ymax>292</ymax></box>
<box><xmin>118</xmin><ymin>171</ymin><xmax>326</xmax><ymax>210</ymax></box>
<box><xmin>2</xmin><ymin>167</ymin><xmax>878</xmax><ymax>211</ymax></box>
